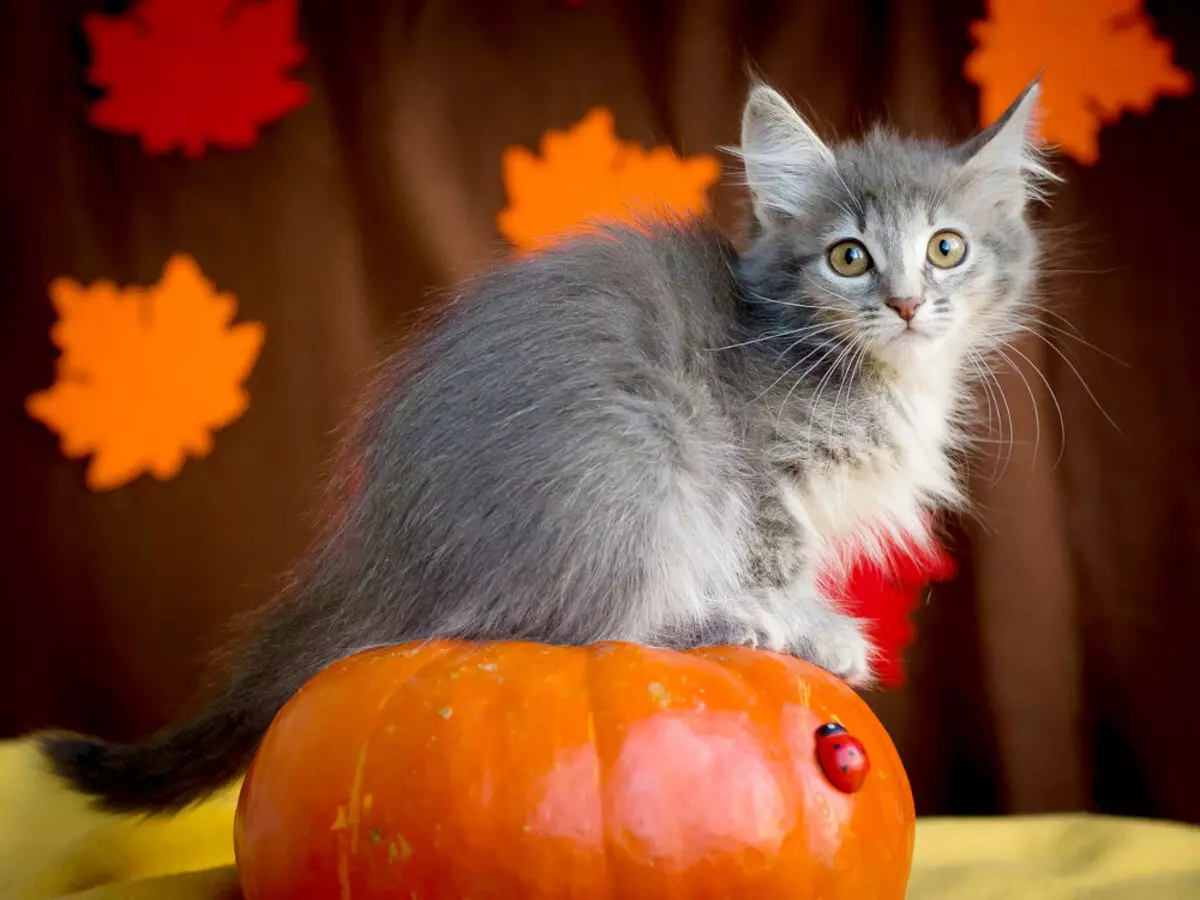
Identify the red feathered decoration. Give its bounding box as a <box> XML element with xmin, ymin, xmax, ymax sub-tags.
<box><xmin>82</xmin><ymin>0</ymin><xmax>310</xmax><ymax>157</ymax></box>
<box><xmin>823</xmin><ymin>534</ymin><xmax>958</xmax><ymax>689</ymax></box>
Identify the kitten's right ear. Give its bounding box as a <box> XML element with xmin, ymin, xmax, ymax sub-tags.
<box><xmin>736</xmin><ymin>83</ymin><xmax>837</xmax><ymax>228</ymax></box>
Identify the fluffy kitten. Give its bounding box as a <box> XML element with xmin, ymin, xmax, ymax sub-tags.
<box><xmin>43</xmin><ymin>81</ymin><xmax>1052</xmax><ymax>811</ymax></box>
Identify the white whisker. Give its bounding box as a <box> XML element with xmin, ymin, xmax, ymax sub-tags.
<box><xmin>1028</xmin><ymin>318</ymin><xmax>1130</xmax><ymax>368</ymax></box>
<box><xmin>804</xmin><ymin>334</ymin><xmax>860</xmax><ymax>441</ymax></box>
<box><xmin>752</xmin><ymin>334</ymin><xmax>842</xmax><ymax>406</ymax></box>
<box><xmin>706</xmin><ymin>320</ymin><xmax>843</xmax><ymax>352</ymax></box>
<box><xmin>770</xmin><ymin>321</ymin><xmax>852</xmax><ymax>362</ymax></box>
<box><xmin>993</xmin><ymin>339</ymin><xmax>1060</xmax><ymax>467</ymax></box>
<box><xmin>831</xmin><ymin>337</ymin><xmax>870</xmax><ymax>448</ymax></box>
<box><xmin>964</xmin><ymin>350</ymin><xmax>1000</xmax><ymax>479</ymax></box>
<box><xmin>1015</xmin><ymin>325</ymin><xmax>1123</xmax><ymax>436</ymax></box>
<box><xmin>774</xmin><ymin>341</ymin><xmax>844</xmax><ymax>427</ymax></box>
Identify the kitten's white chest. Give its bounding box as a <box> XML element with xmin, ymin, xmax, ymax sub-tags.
<box><xmin>780</xmin><ymin>378</ymin><xmax>963</xmax><ymax>571</ymax></box>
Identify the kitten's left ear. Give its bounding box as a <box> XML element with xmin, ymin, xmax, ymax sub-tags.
<box><xmin>958</xmin><ymin>78</ymin><xmax>1060</xmax><ymax>203</ymax></box>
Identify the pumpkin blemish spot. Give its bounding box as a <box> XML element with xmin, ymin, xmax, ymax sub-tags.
<box><xmin>648</xmin><ymin>682</ymin><xmax>670</xmax><ymax>708</ymax></box>
<box><xmin>332</xmin><ymin>805</ymin><xmax>348</xmax><ymax>831</ymax></box>
<box><xmin>437</xmin><ymin>706</ymin><xmax>453</xmax><ymax>719</ymax></box>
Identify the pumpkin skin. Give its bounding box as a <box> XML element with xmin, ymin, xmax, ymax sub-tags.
<box><xmin>234</xmin><ymin>641</ymin><xmax>914</xmax><ymax>899</ymax></box>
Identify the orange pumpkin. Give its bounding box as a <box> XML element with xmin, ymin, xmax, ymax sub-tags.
<box><xmin>235</xmin><ymin>641</ymin><xmax>914</xmax><ymax>899</ymax></box>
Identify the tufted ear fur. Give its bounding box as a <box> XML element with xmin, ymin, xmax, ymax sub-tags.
<box><xmin>736</xmin><ymin>83</ymin><xmax>839</xmax><ymax>227</ymax></box>
<box><xmin>958</xmin><ymin>79</ymin><xmax>1060</xmax><ymax>206</ymax></box>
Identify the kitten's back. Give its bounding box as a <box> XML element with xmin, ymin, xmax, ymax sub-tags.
<box><xmin>335</xmin><ymin>219</ymin><xmax>757</xmax><ymax>643</ymax></box>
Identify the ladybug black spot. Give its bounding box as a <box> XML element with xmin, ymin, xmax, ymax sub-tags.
<box><xmin>840</xmin><ymin>764</ymin><xmax>849</xmax><ymax>772</ymax></box>
<box><xmin>834</xmin><ymin>742</ymin><xmax>843</xmax><ymax>750</ymax></box>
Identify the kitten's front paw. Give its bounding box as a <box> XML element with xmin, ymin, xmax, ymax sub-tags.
<box><xmin>793</xmin><ymin>614</ymin><xmax>875</xmax><ymax>687</ymax></box>
<box><xmin>699</xmin><ymin>613</ymin><xmax>782</xmax><ymax>651</ymax></box>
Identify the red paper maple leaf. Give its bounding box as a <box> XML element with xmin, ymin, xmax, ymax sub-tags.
<box><xmin>83</xmin><ymin>0</ymin><xmax>310</xmax><ymax>157</ymax></box>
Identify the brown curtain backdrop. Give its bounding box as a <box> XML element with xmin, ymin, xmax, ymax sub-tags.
<box><xmin>2</xmin><ymin>0</ymin><xmax>1197</xmax><ymax>823</ymax></box>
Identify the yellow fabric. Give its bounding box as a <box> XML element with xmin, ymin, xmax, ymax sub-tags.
<box><xmin>911</xmin><ymin>815</ymin><xmax>1200</xmax><ymax>898</ymax></box>
<box><xmin>0</xmin><ymin>739</ymin><xmax>240</xmax><ymax>900</ymax></box>
<box><xmin>3</xmin><ymin>737</ymin><xmax>1199</xmax><ymax>899</ymax></box>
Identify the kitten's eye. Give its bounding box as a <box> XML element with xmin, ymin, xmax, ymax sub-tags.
<box><xmin>828</xmin><ymin>240</ymin><xmax>871</xmax><ymax>277</ymax></box>
<box><xmin>927</xmin><ymin>230</ymin><xmax>967</xmax><ymax>269</ymax></box>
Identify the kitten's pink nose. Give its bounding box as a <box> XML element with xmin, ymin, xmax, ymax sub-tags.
<box><xmin>885</xmin><ymin>296</ymin><xmax>924</xmax><ymax>322</ymax></box>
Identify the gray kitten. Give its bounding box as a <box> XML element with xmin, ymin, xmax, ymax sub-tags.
<box><xmin>43</xmin><ymin>81</ymin><xmax>1052</xmax><ymax>811</ymax></box>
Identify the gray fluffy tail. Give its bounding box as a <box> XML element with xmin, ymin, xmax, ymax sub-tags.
<box><xmin>38</xmin><ymin>597</ymin><xmax>338</xmax><ymax>813</ymax></box>
<box><xmin>39</xmin><ymin>682</ymin><xmax>276</xmax><ymax>813</ymax></box>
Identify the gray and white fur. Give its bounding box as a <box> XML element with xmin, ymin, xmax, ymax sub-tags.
<box><xmin>43</xmin><ymin>81</ymin><xmax>1054</xmax><ymax>811</ymax></box>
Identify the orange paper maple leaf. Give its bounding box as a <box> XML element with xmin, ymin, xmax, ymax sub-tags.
<box><xmin>965</xmin><ymin>0</ymin><xmax>1193</xmax><ymax>165</ymax></box>
<box><xmin>498</xmin><ymin>108</ymin><xmax>720</xmax><ymax>249</ymax></box>
<box><xmin>26</xmin><ymin>256</ymin><xmax>266</xmax><ymax>491</ymax></box>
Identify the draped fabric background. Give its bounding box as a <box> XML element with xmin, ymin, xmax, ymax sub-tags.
<box><xmin>2</xmin><ymin>1</ymin><xmax>1197</xmax><ymax>823</ymax></box>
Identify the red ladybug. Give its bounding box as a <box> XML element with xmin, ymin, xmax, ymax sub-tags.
<box><xmin>815</xmin><ymin>722</ymin><xmax>870</xmax><ymax>793</ymax></box>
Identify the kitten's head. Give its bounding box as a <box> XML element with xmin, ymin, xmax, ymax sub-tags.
<box><xmin>736</xmin><ymin>81</ymin><xmax>1055</xmax><ymax>371</ymax></box>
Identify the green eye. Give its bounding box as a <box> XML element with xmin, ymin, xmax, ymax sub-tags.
<box><xmin>828</xmin><ymin>240</ymin><xmax>871</xmax><ymax>277</ymax></box>
<box><xmin>927</xmin><ymin>230</ymin><xmax>967</xmax><ymax>268</ymax></box>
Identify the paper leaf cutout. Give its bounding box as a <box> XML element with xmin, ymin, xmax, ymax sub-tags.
<box><xmin>498</xmin><ymin>107</ymin><xmax>720</xmax><ymax>249</ymax></box>
<box><xmin>82</xmin><ymin>0</ymin><xmax>310</xmax><ymax>157</ymax></box>
<box><xmin>965</xmin><ymin>0</ymin><xmax>1193</xmax><ymax>164</ymax></box>
<box><xmin>26</xmin><ymin>256</ymin><xmax>265</xmax><ymax>491</ymax></box>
